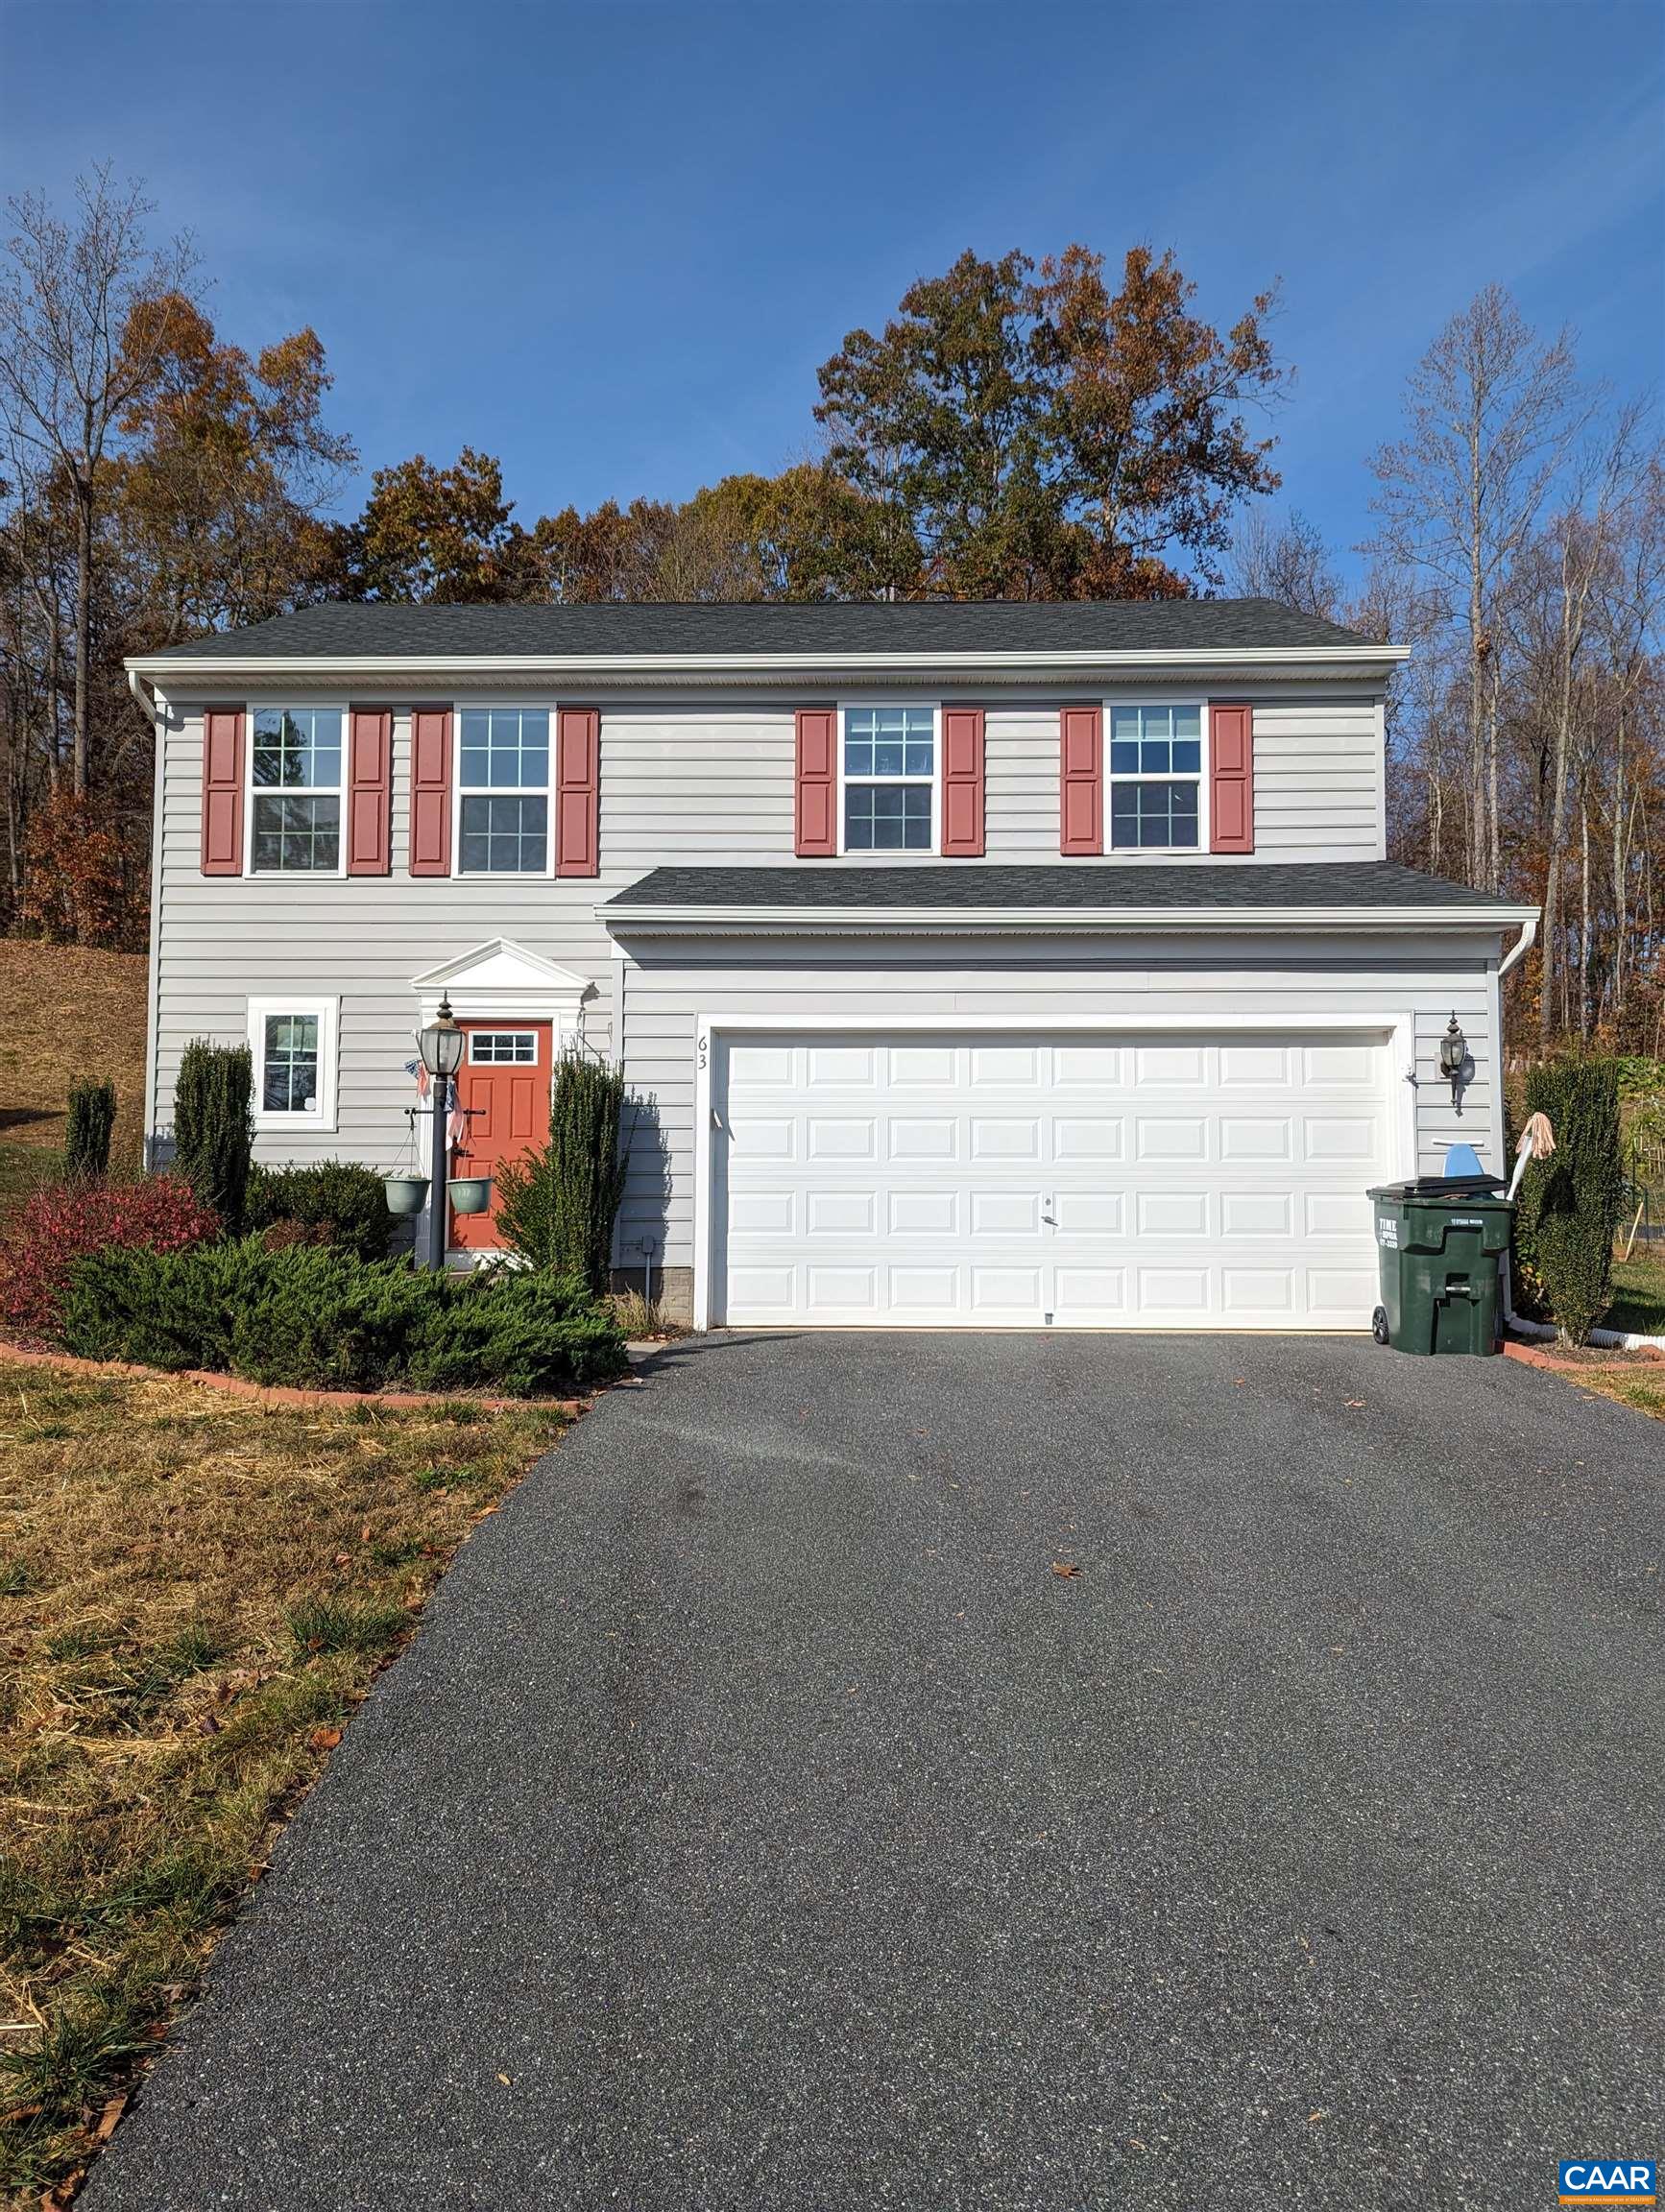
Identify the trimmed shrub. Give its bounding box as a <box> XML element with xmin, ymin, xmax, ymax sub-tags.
<box><xmin>401</xmin><ymin>1271</ymin><xmax>629</xmax><ymax>1396</ymax></box>
<box><xmin>245</xmin><ymin>1162</ymin><xmax>392</xmax><ymax>1262</ymax></box>
<box><xmin>59</xmin><ymin>1240</ymin><xmax>626</xmax><ymax>1397</ymax></box>
<box><xmin>497</xmin><ymin>1050</ymin><xmax>631</xmax><ymax>1292</ymax></box>
<box><xmin>173</xmin><ymin>1039</ymin><xmax>254</xmax><ymax>1230</ymax></box>
<box><xmin>1514</xmin><ymin>1059</ymin><xmax>1627</xmax><ymax>1345</ymax></box>
<box><xmin>63</xmin><ymin>1081</ymin><xmax>116</xmax><ymax>1181</ymax></box>
<box><xmin>0</xmin><ymin>1177</ymin><xmax>220</xmax><ymax>1335</ymax></box>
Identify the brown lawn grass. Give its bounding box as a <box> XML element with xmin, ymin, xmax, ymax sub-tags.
<box><xmin>0</xmin><ymin>1365</ymin><xmax>570</xmax><ymax>2204</ymax></box>
<box><xmin>1560</xmin><ymin>1358</ymin><xmax>1665</xmax><ymax>1422</ymax></box>
<box><xmin>0</xmin><ymin>944</ymin><xmax>149</xmax><ymax>1194</ymax></box>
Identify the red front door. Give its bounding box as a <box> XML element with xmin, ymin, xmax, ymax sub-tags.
<box><xmin>448</xmin><ymin>1022</ymin><xmax>553</xmax><ymax>1252</ymax></box>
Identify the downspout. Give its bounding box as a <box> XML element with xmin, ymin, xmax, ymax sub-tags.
<box><xmin>129</xmin><ymin>668</ymin><xmax>167</xmax><ymax>1167</ymax></box>
<box><xmin>1492</xmin><ymin>915</ymin><xmax>1538</xmax><ymax>1339</ymax></box>
<box><xmin>1497</xmin><ymin>913</ymin><xmax>1538</xmax><ymax>982</ymax></box>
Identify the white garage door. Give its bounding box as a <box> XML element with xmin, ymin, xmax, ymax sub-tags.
<box><xmin>713</xmin><ymin>1029</ymin><xmax>1395</xmax><ymax>1329</ymax></box>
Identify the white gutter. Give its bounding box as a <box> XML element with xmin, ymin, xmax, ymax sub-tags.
<box><xmin>124</xmin><ymin>642</ymin><xmax>1412</xmax><ymax>684</ymax></box>
<box><xmin>1497</xmin><ymin>912</ymin><xmax>1539</xmax><ymax>979</ymax></box>
<box><xmin>602</xmin><ymin>901</ymin><xmax>1537</xmax><ymax>936</ymax></box>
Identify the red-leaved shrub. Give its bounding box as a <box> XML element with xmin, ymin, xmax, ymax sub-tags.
<box><xmin>0</xmin><ymin>1175</ymin><xmax>220</xmax><ymax>1335</ymax></box>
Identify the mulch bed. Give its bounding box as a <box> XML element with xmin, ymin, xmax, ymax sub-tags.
<box><xmin>1503</xmin><ymin>1336</ymin><xmax>1665</xmax><ymax>1374</ymax></box>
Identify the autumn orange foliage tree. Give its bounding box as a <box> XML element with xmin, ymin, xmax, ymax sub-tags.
<box><xmin>16</xmin><ymin>788</ymin><xmax>127</xmax><ymax>945</ymax></box>
<box><xmin>0</xmin><ymin>173</ymin><xmax>354</xmax><ymax>943</ymax></box>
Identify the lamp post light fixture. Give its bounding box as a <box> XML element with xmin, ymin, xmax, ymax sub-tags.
<box><xmin>417</xmin><ymin>996</ymin><xmax>465</xmax><ymax>1269</ymax></box>
<box><xmin>1438</xmin><ymin>1012</ymin><xmax>1468</xmax><ymax>1115</ymax></box>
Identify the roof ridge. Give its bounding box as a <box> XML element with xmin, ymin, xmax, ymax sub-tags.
<box><xmin>138</xmin><ymin>596</ymin><xmax>1382</xmax><ymax>662</ymax></box>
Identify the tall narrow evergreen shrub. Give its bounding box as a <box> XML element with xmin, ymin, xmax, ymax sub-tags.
<box><xmin>1514</xmin><ymin>1058</ymin><xmax>1626</xmax><ymax>1345</ymax></box>
<box><xmin>173</xmin><ymin>1039</ymin><xmax>254</xmax><ymax>1231</ymax></box>
<box><xmin>63</xmin><ymin>1080</ymin><xmax>117</xmax><ymax>1180</ymax></box>
<box><xmin>496</xmin><ymin>1050</ymin><xmax>631</xmax><ymax>1292</ymax></box>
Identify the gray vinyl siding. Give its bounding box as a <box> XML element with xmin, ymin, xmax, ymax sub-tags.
<box><xmin>611</xmin><ymin>932</ymin><xmax>1501</xmax><ymax>1273</ymax></box>
<box><xmin>150</xmin><ymin>682</ymin><xmax>1397</xmax><ymax>1199</ymax></box>
<box><xmin>149</xmin><ymin>697</ymin><xmax>796</xmax><ymax>1165</ymax></box>
<box><xmin>1253</xmin><ymin>697</ymin><xmax>1383</xmax><ymax>858</ymax></box>
<box><xmin>982</xmin><ymin>692</ymin><xmax>1385</xmax><ymax>861</ymax></box>
<box><xmin>983</xmin><ymin>706</ymin><xmax>1060</xmax><ymax>856</ymax></box>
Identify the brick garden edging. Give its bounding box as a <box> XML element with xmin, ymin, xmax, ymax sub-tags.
<box><xmin>0</xmin><ymin>1336</ymin><xmax>591</xmax><ymax>1415</ymax></box>
<box><xmin>1503</xmin><ymin>1337</ymin><xmax>1664</xmax><ymax>1375</ymax></box>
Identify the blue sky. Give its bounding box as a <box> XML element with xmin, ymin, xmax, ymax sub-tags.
<box><xmin>3</xmin><ymin>0</ymin><xmax>1661</xmax><ymax>586</ymax></box>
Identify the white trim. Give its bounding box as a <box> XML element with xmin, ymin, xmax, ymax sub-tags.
<box><xmin>835</xmin><ymin>699</ymin><xmax>941</xmax><ymax>858</ymax></box>
<box><xmin>410</xmin><ymin>936</ymin><xmax>587</xmax><ymax>1035</ymax></box>
<box><xmin>1487</xmin><ymin>952</ymin><xmax>1506</xmax><ymax>1192</ymax></box>
<box><xmin>691</xmin><ymin>1008</ymin><xmax>1415</xmax><ymax>1334</ymax></box>
<box><xmin>1373</xmin><ymin>695</ymin><xmax>1388</xmax><ymax>861</ymax></box>
<box><xmin>131</xmin><ymin>644</ymin><xmax>1413</xmax><ymax>683</ymax></box>
<box><xmin>606</xmin><ymin>902</ymin><xmax>1537</xmax><ymax>938</ymax></box>
<box><xmin>243</xmin><ymin>704</ymin><xmax>348</xmax><ymax>881</ymax></box>
<box><xmin>137</xmin><ymin>679</ymin><xmax>167</xmax><ymax>1160</ymax></box>
<box><xmin>693</xmin><ymin>1020</ymin><xmax>713</xmax><ymax>1330</ymax></box>
<box><xmin>409</xmin><ymin>935</ymin><xmax>588</xmax><ymax>996</ymax></box>
<box><xmin>1103</xmin><ymin>696</ymin><xmax>1209</xmax><ymax>859</ymax></box>
<box><xmin>451</xmin><ymin>701</ymin><xmax>556</xmax><ymax>879</ymax></box>
<box><xmin>248</xmin><ymin>994</ymin><xmax>340</xmax><ymax>1134</ymax></box>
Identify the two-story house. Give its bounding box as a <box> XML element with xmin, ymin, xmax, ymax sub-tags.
<box><xmin>126</xmin><ymin>600</ymin><xmax>1537</xmax><ymax>1333</ymax></box>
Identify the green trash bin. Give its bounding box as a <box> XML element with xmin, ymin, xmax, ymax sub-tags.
<box><xmin>1366</xmin><ymin>1175</ymin><xmax>1513</xmax><ymax>1357</ymax></box>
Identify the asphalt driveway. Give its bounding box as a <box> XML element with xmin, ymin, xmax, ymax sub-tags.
<box><xmin>86</xmin><ymin>1333</ymin><xmax>1663</xmax><ymax>2211</ymax></box>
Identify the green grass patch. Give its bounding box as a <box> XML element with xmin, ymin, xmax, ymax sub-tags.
<box><xmin>284</xmin><ymin>1596</ymin><xmax>408</xmax><ymax>1657</ymax></box>
<box><xmin>1605</xmin><ymin>1248</ymin><xmax>1665</xmax><ymax>1336</ymax></box>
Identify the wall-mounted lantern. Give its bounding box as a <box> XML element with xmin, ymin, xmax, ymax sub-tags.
<box><xmin>1438</xmin><ymin>1013</ymin><xmax>1468</xmax><ymax>1115</ymax></box>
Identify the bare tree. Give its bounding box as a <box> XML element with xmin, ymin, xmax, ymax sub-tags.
<box><xmin>1225</xmin><ymin>506</ymin><xmax>1343</xmax><ymax>619</ymax></box>
<box><xmin>1534</xmin><ymin>402</ymin><xmax>1651</xmax><ymax>1046</ymax></box>
<box><xmin>0</xmin><ymin>167</ymin><xmax>198</xmax><ymax>795</ymax></box>
<box><xmin>1367</xmin><ymin>286</ymin><xmax>1583</xmax><ymax>890</ymax></box>
<box><xmin>1594</xmin><ymin>452</ymin><xmax>1665</xmax><ymax>1033</ymax></box>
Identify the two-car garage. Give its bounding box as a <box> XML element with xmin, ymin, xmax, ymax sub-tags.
<box><xmin>707</xmin><ymin>1026</ymin><xmax>1399</xmax><ymax>1330</ymax></box>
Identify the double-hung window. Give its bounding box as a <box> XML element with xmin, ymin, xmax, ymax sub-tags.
<box><xmin>247</xmin><ymin>996</ymin><xmax>339</xmax><ymax>1131</ymax></box>
<box><xmin>1108</xmin><ymin>704</ymin><xmax>1203</xmax><ymax>851</ymax></box>
<box><xmin>843</xmin><ymin>705</ymin><xmax>934</xmax><ymax>852</ymax></box>
<box><xmin>249</xmin><ymin>709</ymin><xmax>343</xmax><ymax>873</ymax></box>
<box><xmin>458</xmin><ymin>707</ymin><xmax>549</xmax><ymax>874</ymax></box>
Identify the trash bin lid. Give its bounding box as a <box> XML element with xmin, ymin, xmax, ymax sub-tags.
<box><xmin>1368</xmin><ymin>1174</ymin><xmax>1509</xmax><ymax>1202</ymax></box>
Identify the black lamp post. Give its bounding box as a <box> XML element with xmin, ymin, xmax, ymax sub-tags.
<box><xmin>417</xmin><ymin>995</ymin><xmax>464</xmax><ymax>1270</ymax></box>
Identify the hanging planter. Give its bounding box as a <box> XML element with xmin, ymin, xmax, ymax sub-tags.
<box><xmin>383</xmin><ymin>1174</ymin><xmax>430</xmax><ymax>1217</ymax></box>
<box><xmin>446</xmin><ymin>1176</ymin><xmax>494</xmax><ymax>1217</ymax></box>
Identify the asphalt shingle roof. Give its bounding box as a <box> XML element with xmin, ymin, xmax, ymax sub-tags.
<box><xmin>604</xmin><ymin>862</ymin><xmax>1521</xmax><ymax>912</ymax></box>
<box><xmin>141</xmin><ymin>598</ymin><xmax>1378</xmax><ymax>661</ymax></box>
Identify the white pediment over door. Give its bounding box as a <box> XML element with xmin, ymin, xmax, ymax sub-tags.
<box><xmin>410</xmin><ymin>937</ymin><xmax>591</xmax><ymax>1026</ymax></box>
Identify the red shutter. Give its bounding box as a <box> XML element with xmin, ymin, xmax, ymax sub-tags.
<box><xmin>1059</xmin><ymin>705</ymin><xmax>1102</xmax><ymax>855</ymax></box>
<box><xmin>346</xmin><ymin>708</ymin><xmax>392</xmax><ymax>876</ymax></box>
<box><xmin>940</xmin><ymin>707</ymin><xmax>985</xmax><ymax>856</ymax></box>
<box><xmin>556</xmin><ymin>708</ymin><xmax>599</xmax><ymax>878</ymax></box>
<box><xmin>1209</xmin><ymin>703</ymin><xmax>1255</xmax><ymax>853</ymax></box>
<box><xmin>409</xmin><ymin>708</ymin><xmax>452</xmax><ymax>877</ymax></box>
<box><xmin>795</xmin><ymin>708</ymin><xmax>837</xmax><ymax>857</ymax></box>
<box><xmin>200</xmin><ymin>708</ymin><xmax>245</xmax><ymax>876</ymax></box>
